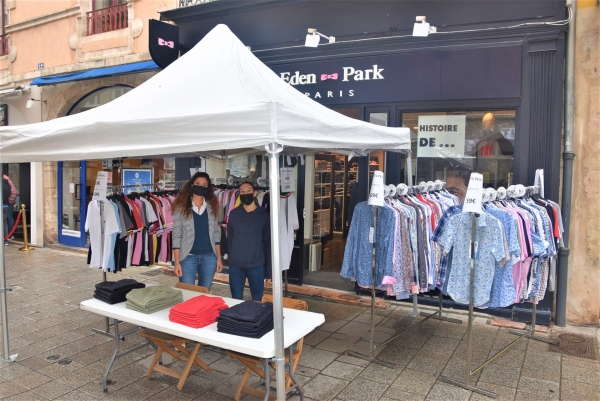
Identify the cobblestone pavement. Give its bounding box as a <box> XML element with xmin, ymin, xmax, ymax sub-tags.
<box><xmin>0</xmin><ymin>245</ymin><xmax>598</xmax><ymax>401</ymax></box>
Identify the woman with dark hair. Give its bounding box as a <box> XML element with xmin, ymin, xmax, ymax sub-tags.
<box><xmin>227</xmin><ymin>181</ymin><xmax>271</xmax><ymax>300</ymax></box>
<box><xmin>172</xmin><ymin>172</ymin><xmax>222</xmax><ymax>289</ymax></box>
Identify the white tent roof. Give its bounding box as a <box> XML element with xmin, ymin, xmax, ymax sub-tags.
<box><xmin>0</xmin><ymin>24</ymin><xmax>410</xmax><ymax>163</ymax></box>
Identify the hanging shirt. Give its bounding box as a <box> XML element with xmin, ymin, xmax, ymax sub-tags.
<box><xmin>436</xmin><ymin>212</ymin><xmax>506</xmax><ymax>307</ymax></box>
<box><xmin>279</xmin><ymin>194</ymin><xmax>299</xmax><ymax>271</ymax></box>
<box><xmin>85</xmin><ymin>200</ymin><xmax>121</xmax><ymax>271</ymax></box>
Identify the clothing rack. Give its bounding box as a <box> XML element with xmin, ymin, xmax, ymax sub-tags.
<box><xmin>347</xmin><ymin>180</ymin><xmax>462</xmax><ymax>368</ymax></box>
<box><xmin>91</xmin><ymin>182</ymin><xmax>180</xmax><ymax>338</ymax></box>
<box><xmin>440</xmin><ymin>178</ymin><xmax>559</xmax><ymax>398</ymax></box>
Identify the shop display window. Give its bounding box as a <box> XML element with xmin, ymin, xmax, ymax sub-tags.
<box><xmin>403</xmin><ymin>110</ymin><xmax>516</xmax><ymax>202</ymax></box>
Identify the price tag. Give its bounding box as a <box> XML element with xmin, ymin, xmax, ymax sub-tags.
<box><xmin>368</xmin><ymin>171</ymin><xmax>385</xmax><ymax>206</ymax></box>
<box><xmin>92</xmin><ymin>171</ymin><xmax>108</xmax><ymax>201</ymax></box>
<box><xmin>462</xmin><ymin>172</ymin><xmax>483</xmax><ymax>214</ymax></box>
<box><xmin>280</xmin><ymin>167</ymin><xmax>294</xmax><ymax>192</ymax></box>
<box><xmin>369</xmin><ymin>227</ymin><xmax>375</xmax><ymax>244</ymax></box>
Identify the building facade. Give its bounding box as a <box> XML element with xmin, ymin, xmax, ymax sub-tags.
<box><xmin>0</xmin><ymin>0</ymin><xmax>597</xmax><ymax>327</ymax></box>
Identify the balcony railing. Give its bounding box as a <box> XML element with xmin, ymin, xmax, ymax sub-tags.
<box><xmin>0</xmin><ymin>35</ymin><xmax>8</xmax><ymax>57</ymax></box>
<box><xmin>86</xmin><ymin>4</ymin><xmax>128</xmax><ymax>36</ymax></box>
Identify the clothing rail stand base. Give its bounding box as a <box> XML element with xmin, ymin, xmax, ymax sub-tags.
<box><xmin>439</xmin><ymin>213</ymin><xmax>498</xmax><ymax>399</ymax></box>
<box><xmin>439</xmin><ymin>213</ymin><xmax>559</xmax><ymax>398</ymax></box>
<box><xmin>347</xmin><ymin>204</ymin><xmax>462</xmax><ymax>368</ymax></box>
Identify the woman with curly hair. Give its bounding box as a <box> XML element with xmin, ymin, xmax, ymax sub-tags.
<box><xmin>172</xmin><ymin>172</ymin><xmax>222</xmax><ymax>289</ymax></box>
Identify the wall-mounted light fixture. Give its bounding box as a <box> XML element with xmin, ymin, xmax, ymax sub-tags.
<box><xmin>26</xmin><ymin>98</ymin><xmax>45</xmax><ymax>109</ymax></box>
<box><xmin>305</xmin><ymin>28</ymin><xmax>335</xmax><ymax>48</ymax></box>
<box><xmin>412</xmin><ymin>16</ymin><xmax>436</xmax><ymax>37</ymax></box>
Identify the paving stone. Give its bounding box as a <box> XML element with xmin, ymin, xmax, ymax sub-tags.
<box><xmin>421</xmin><ymin>335</ymin><xmax>461</xmax><ymax>355</ymax></box>
<box><xmin>207</xmin><ymin>355</ymin><xmax>244</xmax><ymax>375</ymax></box>
<box><xmin>406</xmin><ymin>353</ymin><xmax>446</xmax><ymax>376</ymax></box>
<box><xmin>356</xmin><ymin>362</ymin><xmax>400</xmax><ymax>384</ymax></box>
<box><xmin>470</xmin><ymin>381</ymin><xmax>517</xmax><ymax>401</ymax></box>
<box><xmin>321</xmin><ymin>361</ymin><xmax>364</xmax><ymax>381</ymax></box>
<box><xmin>298</xmin><ymin>346</ymin><xmax>338</xmax><ymax>370</ymax></box>
<box><xmin>38</xmin><ymin>361</ymin><xmax>86</xmax><ymax>379</ymax></box>
<box><xmin>149</xmin><ymin>388</ymin><xmax>193</xmax><ymax>401</ymax></box>
<box><xmin>0</xmin><ymin>363</ymin><xmax>33</xmax><ymax>381</ymax></box>
<box><xmin>522</xmin><ymin>351</ymin><xmax>561</xmax><ymax>374</ymax></box>
<box><xmin>514</xmin><ymin>390</ymin><xmax>559</xmax><ymax>401</ymax></box>
<box><xmin>485</xmin><ymin>347</ymin><xmax>525</xmax><ymax>369</ymax></box>
<box><xmin>195</xmin><ymin>391</ymin><xmax>241</xmax><ymax>401</ymax></box>
<box><xmin>10</xmin><ymin>371</ymin><xmax>52</xmax><ymax>390</ymax></box>
<box><xmin>433</xmin><ymin>323</ymin><xmax>467</xmax><ymax>340</ymax></box>
<box><xmin>425</xmin><ymin>381</ymin><xmax>472</xmax><ymax>401</ymax></box>
<box><xmin>104</xmin><ymin>383</ymin><xmax>158</xmax><ymax>400</ymax></box>
<box><xmin>335</xmin><ymin>354</ymin><xmax>371</xmax><ymax>367</ymax></box>
<box><xmin>353</xmin><ymin>312</ymin><xmax>384</xmax><ymax>325</ymax></box>
<box><xmin>55</xmin><ymin>390</ymin><xmax>100</xmax><ymax>400</ymax></box>
<box><xmin>560</xmin><ymin>360</ymin><xmax>600</xmax><ymax>385</ymax></box>
<box><xmin>295</xmin><ymin>365</ymin><xmax>321</xmax><ymax>378</ymax></box>
<box><xmin>329</xmin><ymin>331</ymin><xmax>362</xmax><ymax>343</ymax></box>
<box><xmin>441</xmin><ymin>357</ymin><xmax>481</xmax><ymax>382</ymax></box>
<box><xmin>379</xmin><ymin>394</ymin><xmax>425</xmax><ymax>401</ymax></box>
<box><xmin>336</xmin><ymin>377</ymin><xmax>386</xmax><ymax>401</ymax></box>
<box><xmin>3</xmin><ymin>390</ymin><xmax>50</xmax><ymax>401</ymax></box>
<box><xmin>0</xmin><ymin>382</ymin><xmax>28</xmax><ymax>399</ymax></box>
<box><xmin>316</xmin><ymin>337</ymin><xmax>356</xmax><ymax>353</ymax></box>
<box><xmin>479</xmin><ymin>363</ymin><xmax>520</xmax><ymax>388</ymax></box>
<box><xmin>304</xmin><ymin>329</ymin><xmax>331</xmax><ymax>346</ymax></box>
<box><xmin>560</xmin><ymin>379</ymin><xmax>599</xmax><ymax>401</ymax></box>
<box><xmin>31</xmin><ymin>380</ymin><xmax>74</xmax><ymax>400</ymax></box>
<box><xmin>520</xmin><ymin>368</ymin><xmax>561</xmax><ymax>384</ymax></box>
<box><xmin>336</xmin><ymin>321</ymin><xmax>372</xmax><ymax>337</ymax></box>
<box><xmin>388</xmin><ymin>368</ymin><xmax>436</xmax><ymax>396</ymax></box>
<box><xmin>328</xmin><ymin>306</ymin><xmax>364</xmax><ymax>321</ymax></box>
<box><xmin>302</xmin><ymin>374</ymin><xmax>349</xmax><ymax>401</ymax></box>
<box><xmin>319</xmin><ymin>319</ymin><xmax>348</xmax><ymax>333</ymax></box>
<box><xmin>517</xmin><ymin>376</ymin><xmax>559</xmax><ymax>399</ymax></box>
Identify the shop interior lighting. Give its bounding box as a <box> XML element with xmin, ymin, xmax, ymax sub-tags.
<box><xmin>413</xmin><ymin>16</ymin><xmax>436</xmax><ymax>37</ymax></box>
<box><xmin>305</xmin><ymin>28</ymin><xmax>335</xmax><ymax>48</ymax></box>
<box><xmin>26</xmin><ymin>98</ymin><xmax>45</xmax><ymax>109</ymax></box>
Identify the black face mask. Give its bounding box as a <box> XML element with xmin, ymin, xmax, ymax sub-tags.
<box><xmin>192</xmin><ymin>185</ymin><xmax>210</xmax><ymax>197</ymax></box>
<box><xmin>239</xmin><ymin>193</ymin><xmax>255</xmax><ymax>206</ymax></box>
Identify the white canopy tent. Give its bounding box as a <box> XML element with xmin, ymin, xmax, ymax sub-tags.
<box><xmin>0</xmin><ymin>24</ymin><xmax>410</xmax><ymax>398</ymax></box>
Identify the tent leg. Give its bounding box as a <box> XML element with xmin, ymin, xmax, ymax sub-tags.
<box><xmin>0</xmin><ymin>162</ymin><xmax>18</xmax><ymax>362</ymax></box>
<box><xmin>267</xmin><ymin>144</ymin><xmax>285</xmax><ymax>401</ymax></box>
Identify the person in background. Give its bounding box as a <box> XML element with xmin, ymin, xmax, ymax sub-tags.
<box><xmin>172</xmin><ymin>172</ymin><xmax>223</xmax><ymax>290</ymax></box>
<box><xmin>2</xmin><ymin>174</ymin><xmax>17</xmax><ymax>245</ymax></box>
<box><xmin>227</xmin><ymin>182</ymin><xmax>271</xmax><ymax>300</ymax></box>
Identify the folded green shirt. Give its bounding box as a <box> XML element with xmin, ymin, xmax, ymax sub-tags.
<box><xmin>126</xmin><ymin>285</ymin><xmax>183</xmax><ymax>310</ymax></box>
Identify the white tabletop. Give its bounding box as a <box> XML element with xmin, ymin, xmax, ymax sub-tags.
<box><xmin>80</xmin><ymin>289</ymin><xmax>325</xmax><ymax>359</ymax></box>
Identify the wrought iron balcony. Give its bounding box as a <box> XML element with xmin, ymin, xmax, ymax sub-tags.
<box><xmin>87</xmin><ymin>4</ymin><xmax>128</xmax><ymax>36</ymax></box>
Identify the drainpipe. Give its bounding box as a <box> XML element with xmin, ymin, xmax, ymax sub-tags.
<box><xmin>556</xmin><ymin>0</ymin><xmax>576</xmax><ymax>327</ymax></box>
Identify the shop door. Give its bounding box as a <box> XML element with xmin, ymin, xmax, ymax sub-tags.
<box><xmin>57</xmin><ymin>161</ymin><xmax>86</xmax><ymax>247</ymax></box>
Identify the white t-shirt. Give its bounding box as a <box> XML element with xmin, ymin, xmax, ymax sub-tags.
<box><xmin>85</xmin><ymin>200</ymin><xmax>121</xmax><ymax>271</ymax></box>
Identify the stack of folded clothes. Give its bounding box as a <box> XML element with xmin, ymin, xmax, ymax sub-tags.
<box><xmin>94</xmin><ymin>279</ymin><xmax>146</xmax><ymax>304</ymax></box>
<box><xmin>216</xmin><ymin>300</ymin><xmax>274</xmax><ymax>338</ymax></box>
<box><xmin>169</xmin><ymin>295</ymin><xmax>229</xmax><ymax>328</ymax></box>
<box><xmin>126</xmin><ymin>285</ymin><xmax>183</xmax><ymax>314</ymax></box>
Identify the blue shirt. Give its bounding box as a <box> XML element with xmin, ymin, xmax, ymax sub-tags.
<box><xmin>341</xmin><ymin>202</ymin><xmax>395</xmax><ymax>287</ymax></box>
<box><xmin>437</xmin><ymin>212</ymin><xmax>506</xmax><ymax>307</ymax></box>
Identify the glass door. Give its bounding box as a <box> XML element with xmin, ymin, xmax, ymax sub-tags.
<box><xmin>58</xmin><ymin>161</ymin><xmax>86</xmax><ymax>247</ymax></box>
<box><xmin>313</xmin><ymin>154</ymin><xmax>335</xmax><ymax>243</ymax></box>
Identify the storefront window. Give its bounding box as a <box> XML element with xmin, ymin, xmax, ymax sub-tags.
<box><xmin>403</xmin><ymin>110</ymin><xmax>516</xmax><ymax>202</ymax></box>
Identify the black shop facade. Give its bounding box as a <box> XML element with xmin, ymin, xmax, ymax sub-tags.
<box><xmin>157</xmin><ymin>0</ymin><xmax>567</xmax><ymax>324</ymax></box>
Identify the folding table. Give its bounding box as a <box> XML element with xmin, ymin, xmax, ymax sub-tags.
<box><xmin>80</xmin><ymin>289</ymin><xmax>325</xmax><ymax>400</ymax></box>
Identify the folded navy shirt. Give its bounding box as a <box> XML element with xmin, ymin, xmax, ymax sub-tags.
<box><xmin>218</xmin><ymin>301</ymin><xmax>273</xmax><ymax>323</ymax></box>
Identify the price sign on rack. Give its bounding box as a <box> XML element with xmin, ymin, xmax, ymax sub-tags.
<box><xmin>368</xmin><ymin>171</ymin><xmax>385</xmax><ymax>206</ymax></box>
<box><xmin>462</xmin><ymin>173</ymin><xmax>483</xmax><ymax>214</ymax></box>
<box><xmin>280</xmin><ymin>167</ymin><xmax>294</xmax><ymax>192</ymax></box>
<box><xmin>92</xmin><ymin>171</ymin><xmax>108</xmax><ymax>201</ymax></box>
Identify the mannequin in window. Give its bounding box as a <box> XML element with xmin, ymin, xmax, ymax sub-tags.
<box><xmin>474</xmin><ymin>113</ymin><xmax>514</xmax><ymax>188</ymax></box>
<box><xmin>226</xmin><ymin>155</ymin><xmax>257</xmax><ymax>182</ymax></box>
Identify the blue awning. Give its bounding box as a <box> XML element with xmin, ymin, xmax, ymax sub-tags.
<box><xmin>30</xmin><ymin>61</ymin><xmax>159</xmax><ymax>86</ymax></box>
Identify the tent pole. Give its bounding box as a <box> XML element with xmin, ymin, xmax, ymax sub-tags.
<box><xmin>267</xmin><ymin>143</ymin><xmax>285</xmax><ymax>400</ymax></box>
<box><xmin>0</xmin><ymin>162</ymin><xmax>17</xmax><ymax>362</ymax></box>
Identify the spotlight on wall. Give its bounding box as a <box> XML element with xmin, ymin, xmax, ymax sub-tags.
<box><xmin>26</xmin><ymin>98</ymin><xmax>45</xmax><ymax>109</ymax></box>
<box><xmin>412</xmin><ymin>16</ymin><xmax>436</xmax><ymax>37</ymax></box>
<box><xmin>305</xmin><ymin>28</ymin><xmax>335</xmax><ymax>48</ymax></box>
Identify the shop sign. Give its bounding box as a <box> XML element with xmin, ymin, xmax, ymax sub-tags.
<box><xmin>280</xmin><ymin>167</ymin><xmax>294</xmax><ymax>192</ymax></box>
<box><xmin>122</xmin><ymin>169</ymin><xmax>153</xmax><ymax>195</ymax></box>
<box><xmin>417</xmin><ymin>115</ymin><xmax>466</xmax><ymax>159</ymax></box>
<box><xmin>149</xmin><ymin>19</ymin><xmax>180</xmax><ymax>70</ymax></box>
<box><xmin>178</xmin><ymin>0</ymin><xmax>215</xmax><ymax>7</ymax></box>
<box><xmin>62</xmin><ymin>229</ymin><xmax>81</xmax><ymax>238</ymax></box>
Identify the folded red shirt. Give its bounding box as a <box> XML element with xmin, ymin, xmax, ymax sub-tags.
<box><xmin>169</xmin><ymin>295</ymin><xmax>228</xmax><ymax>328</ymax></box>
